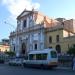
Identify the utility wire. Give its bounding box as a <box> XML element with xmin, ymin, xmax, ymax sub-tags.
<box><xmin>4</xmin><ymin>21</ymin><xmax>16</xmax><ymax>28</ymax></box>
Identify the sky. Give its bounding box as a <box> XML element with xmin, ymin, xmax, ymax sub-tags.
<box><xmin>0</xmin><ymin>0</ymin><xmax>75</xmax><ymax>41</ymax></box>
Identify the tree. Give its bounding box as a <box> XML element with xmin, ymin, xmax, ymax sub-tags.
<box><xmin>67</xmin><ymin>47</ymin><xmax>75</xmax><ymax>56</ymax></box>
<box><xmin>5</xmin><ymin>51</ymin><xmax>15</xmax><ymax>57</ymax></box>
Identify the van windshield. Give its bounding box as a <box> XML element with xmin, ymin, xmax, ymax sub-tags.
<box><xmin>51</xmin><ymin>51</ymin><xmax>57</xmax><ymax>58</ymax></box>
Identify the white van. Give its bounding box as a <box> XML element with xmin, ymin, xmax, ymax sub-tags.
<box><xmin>23</xmin><ymin>48</ymin><xmax>58</xmax><ymax>68</ymax></box>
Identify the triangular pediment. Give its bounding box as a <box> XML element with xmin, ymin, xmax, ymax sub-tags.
<box><xmin>20</xmin><ymin>11</ymin><xmax>29</xmax><ymax>17</ymax></box>
<box><xmin>17</xmin><ymin>9</ymin><xmax>32</xmax><ymax>19</ymax></box>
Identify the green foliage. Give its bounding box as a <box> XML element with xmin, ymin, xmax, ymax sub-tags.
<box><xmin>67</xmin><ymin>47</ymin><xmax>75</xmax><ymax>55</ymax></box>
<box><xmin>5</xmin><ymin>51</ymin><xmax>15</xmax><ymax>56</ymax></box>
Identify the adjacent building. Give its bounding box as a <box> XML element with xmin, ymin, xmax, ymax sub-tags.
<box><xmin>45</xmin><ymin>20</ymin><xmax>75</xmax><ymax>54</ymax></box>
<box><xmin>0</xmin><ymin>39</ymin><xmax>10</xmax><ymax>52</ymax></box>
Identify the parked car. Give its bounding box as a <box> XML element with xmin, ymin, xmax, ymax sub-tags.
<box><xmin>8</xmin><ymin>57</ymin><xmax>24</xmax><ymax>66</ymax></box>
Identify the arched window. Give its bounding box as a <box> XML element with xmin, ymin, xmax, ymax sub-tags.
<box><xmin>56</xmin><ymin>45</ymin><xmax>61</xmax><ymax>53</ymax></box>
<box><xmin>21</xmin><ymin>43</ymin><xmax>26</xmax><ymax>54</ymax></box>
<box><xmin>73</xmin><ymin>44</ymin><xmax>75</xmax><ymax>47</ymax></box>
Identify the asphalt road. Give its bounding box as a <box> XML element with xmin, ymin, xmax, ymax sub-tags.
<box><xmin>0</xmin><ymin>64</ymin><xmax>75</xmax><ymax>75</ymax></box>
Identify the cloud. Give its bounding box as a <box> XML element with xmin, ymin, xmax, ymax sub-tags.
<box><xmin>1</xmin><ymin>0</ymin><xmax>40</xmax><ymax>16</ymax></box>
<box><xmin>1</xmin><ymin>0</ymin><xmax>40</xmax><ymax>26</ymax></box>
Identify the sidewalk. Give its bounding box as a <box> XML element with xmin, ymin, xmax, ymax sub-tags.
<box><xmin>56</xmin><ymin>66</ymin><xmax>72</xmax><ymax>70</ymax></box>
<box><xmin>55</xmin><ymin>66</ymin><xmax>75</xmax><ymax>71</ymax></box>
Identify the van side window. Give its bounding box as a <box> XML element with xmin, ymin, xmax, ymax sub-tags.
<box><xmin>36</xmin><ymin>53</ymin><xmax>47</xmax><ymax>60</ymax></box>
<box><xmin>29</xmin><ymin>54</ymin><xmax>36</xmax><ymax>60</ymax></box>
<box><xmin>42</xmin><ymin>54</ymin><xmax>47</xmax><ymax>60</ymax></box>
<box><xmin>51</xmin><ymin>51</ymin><xmax>57</xmax><ymax>58</ymax></box>
<box><xmin>36</xmin><ymin>54</ymin><xmax>41</xmax><ymax>60</ymax></box>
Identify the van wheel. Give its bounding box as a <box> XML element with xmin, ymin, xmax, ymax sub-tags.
<box><xmin>23</xmin><ymin>63</ymin><xmax>26</xmax><ymax>67</ymax></box>
<box><xmin>40</xmin><ymin>64</ymin><xmax>44</xmax><ymax>69</ymax></box>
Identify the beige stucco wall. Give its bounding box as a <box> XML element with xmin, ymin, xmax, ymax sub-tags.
<box><xmin>63</xmin><ymin>30</ymin><xmax>69</xmax><ymax>37</ymax></box>
<box><xmin>0</xmin><ymin>45</ymin><xmax>10</xmax><ymax>52</ymax></box>
<box><xmin>34</xmin><ymin>13</ymin><xmax>44</xmax><ymax>24</ymax></box>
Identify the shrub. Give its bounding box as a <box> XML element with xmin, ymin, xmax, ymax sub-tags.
<box><xmin>5</xmin><ymin>51</ymin><xmax>15</xmax><ymax>57</ymax></box>
<box><xmin>67</xmin><ymin>47</ymin><xmax>75</xmax><ymax>56</ymax></box>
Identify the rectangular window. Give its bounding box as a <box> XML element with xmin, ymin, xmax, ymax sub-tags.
<box><xmin>34</xmin><ymin>44</ymin><xmax>37</xmax><ymax>50</ymax></box>
<box><xmin>49</xmin><ymin>36</ymin><xmax>52</xmax><ymax>43</ymax></box>
<box><xmin>23</xmin><ymin>20</ymin><xmax>26</xmax><ymax>28</ymax></box>
<box><xmin>14</xmin><ymin>46</ymin><xmax>15</xmax><ymax>51</ymax></box>
<box><xmin>56</xmin><ymin>35</ymin><xmax>59</xmax><ymax>42</ymax></box>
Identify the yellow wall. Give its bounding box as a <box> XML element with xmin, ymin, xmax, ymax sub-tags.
<box><xmin>45</xmin><ymin>29</ymin><xmax>63</xmax><ymax>47</ymax></box>
<box><xmin>45</xmin><ymin>29</ymin><xmax>75</xmax><ymax>54</ymax></box>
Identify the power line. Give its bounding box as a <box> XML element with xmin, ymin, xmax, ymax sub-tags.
<box><xmin>4</xmin><ymin>21</ymin><xmax>16</xmax><ymax>28</ymax></box>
